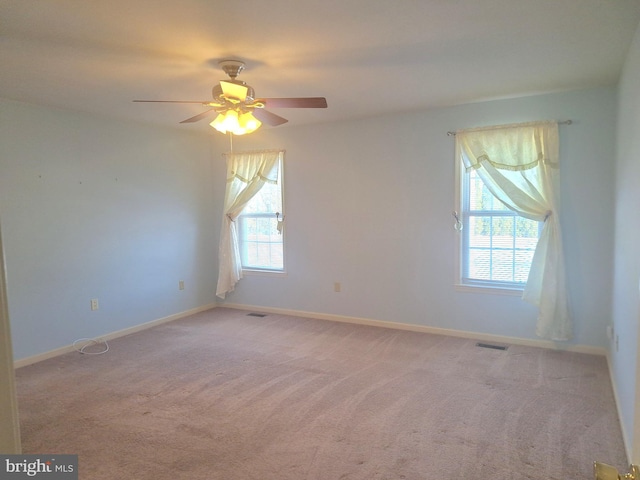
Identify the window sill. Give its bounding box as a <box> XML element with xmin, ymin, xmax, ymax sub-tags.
<box><xmin>242</xmin><ymin>269</ymin><xmax>287</xmax><ymax>277</ymax></box>
<box><xmin>454</xmin><ymin>283</ymin><xmax>523</xmax><ymax>297</ymax></box>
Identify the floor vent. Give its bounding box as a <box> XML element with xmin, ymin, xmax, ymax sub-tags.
<box><xmin>476</xmin><ymin>342</ymin><xmax>508</xmax><ymax>351</ymax></box>
<box><xmin>247</xmin><ymin>313</ymin><xmax>268</xmax><ymax>317</ymax></box>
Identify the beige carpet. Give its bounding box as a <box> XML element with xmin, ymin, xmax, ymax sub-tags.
<box><xmin>16</xmin><ymin>308</ymin><xmax>627</xmax><ymax>479</ymax></box>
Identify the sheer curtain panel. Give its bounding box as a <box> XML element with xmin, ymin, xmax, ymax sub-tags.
<box><xmin>456</xmin><ymin>121</ymin><xmax>571</xmax><ymax>340</ymax></box>
<box><xmin>216</xmin><ymin>150</ymin><xmax>284</xmax><ymax>299</ymax></box>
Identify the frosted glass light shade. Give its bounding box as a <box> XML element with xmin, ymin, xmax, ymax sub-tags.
<box><xmin>210</xmin><ymin>110</ymin><xmax>261</xmax><ymax>135</ymax></box>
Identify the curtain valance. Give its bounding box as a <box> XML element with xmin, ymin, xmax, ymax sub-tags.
<box><xmin>459</xmin><ymin>121</ymin><xmax>559</xmax><ymax>172</ymax></box>
<box><xmin>224</xmin><ymin>149</ymin><xmax>282</xmax><ymax>184</ymax></box>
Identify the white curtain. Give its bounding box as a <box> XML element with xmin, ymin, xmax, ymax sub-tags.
<box><xmin>216</xmin><ymin>150</ymin><xmax>283</xmax><ymax>299</ymax></box>
<box><xmin>456</xmin><ymin>121</ymin><xmax>571</xmax><ymax>340</ymax></box>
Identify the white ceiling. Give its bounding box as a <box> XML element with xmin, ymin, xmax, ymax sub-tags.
<box><xmin>2</xmin><ymin>0</ymin><xmax>639</xmax><ymax>131</ymax></box>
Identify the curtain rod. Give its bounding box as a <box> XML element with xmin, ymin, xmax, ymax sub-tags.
<box><xmin>446</xmin><ymin>120</ymin><xmax>572</xmax><ymax>136</ymax></box>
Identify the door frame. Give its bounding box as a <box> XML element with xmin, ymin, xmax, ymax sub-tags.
<box><xmin>0</xmin><ymin>220</ymin><xmax>21</xmax><ymax>453</ymax></box>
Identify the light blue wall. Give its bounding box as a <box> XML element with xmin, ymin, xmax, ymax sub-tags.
<box><xmin>612</xmin><ymin>20</ymin><xmax>640</xmax><ymax>462</ymax></box>
<box><xmin>0</xmin><ymin>99</ymin><xmax>219</xmax><ymax>360</ymax></box>
<box><xmin>1</xmin><ymin>74</ymin><xmax>631</xmax><ymax>452</ymax></box>
<box><xmin>1</xmin><ymin>86</ymin><xmax>619</xmax><ymax>359</ymax></box>
<box><xmin>217</xmin><ymin>86</ymin><xmax>618</xmax><ymax>349</ymax></box>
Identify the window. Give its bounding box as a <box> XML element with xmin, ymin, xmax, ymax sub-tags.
<box><xmin>237</xmin><ymin>160</ymin><xmax>284</xmax><ymax>272</ymax></box>
<box><xmin>458</xmin><ymin>167</ymin><xmax>541</xmax><ymax>290</ymax></box>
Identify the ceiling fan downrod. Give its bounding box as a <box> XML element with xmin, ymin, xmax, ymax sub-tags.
<box><xmin>218</xmin><ymin>59</ymin><xmax>245</xmax><ymax>80</ymax></box>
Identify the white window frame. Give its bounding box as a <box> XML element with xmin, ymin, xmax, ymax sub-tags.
<box><xmin>454</xmin><ymin>157</ymin><xmax>541</xmax><ymax>295</ymax></box>
<box><xmin>237</xmin><ymin>157</ymin><xmax>286</xmax><ymax>274</ymax></box>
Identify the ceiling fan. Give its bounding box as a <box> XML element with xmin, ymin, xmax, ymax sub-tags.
<box><xmin>133</xmin><ymin>59</ymin><xmax>327</xmax><ymax>135</ymax></box>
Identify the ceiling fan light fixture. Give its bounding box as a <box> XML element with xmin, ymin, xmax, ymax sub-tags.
<box><xmin>210</xmin><ymin>110</ymin><xmax>238</xmax><ymax>134</ymax></box>
<box><xmin>239</xmin><ymin>111</ymin><xmax>262</xmax><ymax>133</ymax></box>
<box><xmin>210</xmin><ymin>109</ymin><xmax>261</xmax><ymax>135</ymax></box>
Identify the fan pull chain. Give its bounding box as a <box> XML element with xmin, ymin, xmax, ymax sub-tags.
<box><xmin>229</xmin><ymin>132</ymin><xmax>233</xmax><ymax>152</ymax></box>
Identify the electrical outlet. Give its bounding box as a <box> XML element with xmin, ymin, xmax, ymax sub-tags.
<box><xmin>90</xmin><ymin>298</ymin><xmax>99</xmax><ymax>311</ymax></box>
<box><xmin>179</xmin><ymin>280</ymin><xmax>185</xmax><ymax>290</ymax></box>
<box><xmin>334</xmin><ymin>282</ymin><xmax>341</xmax><ymax>293</ymax></box>
<box><xmin>606</xmin><ymin>325</ymin><xmax>614</xmax><ymax>340</ymax></box>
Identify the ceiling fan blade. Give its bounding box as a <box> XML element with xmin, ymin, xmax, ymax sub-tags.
<box><xmin>252</xmin><ymin>109</ymin><xmax>289</xmax><ymax>126</ymax></box>
<box><xmin>179</xmin><ymin>108</ymin><xmax>219</xmax><ymax>124</ymax></box>
<box><xmin>220</xmin><ymin>81</ymin><xmax>248</xmax><ymax>101</ymax></box>
<box><xmin>133</xmin><ymin>100</ymin><xmax>209</xmax><ymax>104</ymax></box>
<box><xmin>260</xmin><ymin>97</ymin><xmax>327</xmax><ymax>109</ymax></box>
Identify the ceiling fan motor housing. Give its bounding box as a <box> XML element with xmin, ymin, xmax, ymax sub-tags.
<box><xmin>212</xmin><ymin>81</ymin><xmax>255</xmax><ymax>102</ymax></box>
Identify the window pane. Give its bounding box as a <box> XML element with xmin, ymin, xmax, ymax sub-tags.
<box><xmin>468</xmin><ymin>217</ymin><xmax>491</xmax><ymax>247</ymax></box>
<box><xmin>514</xmin><ymin>250</ymin><xmax>534</xmax><ymax>282</ymax></box>
<box><xmin>242</xmin><ymin>182</ymin><xmax>282</xmax><ymax>214</ymax></box>
<box><xmin>491</xmin><ymin>217</ymin><xmax>514</xmax><ymax>249</ymax></box>
<box><xmin>514</xmin><ymin>216</ymin><xmax>539</xmax><ymax>248</ymax></box>
<box><xmin>468</xmin><ymin>248</ymin><xmax>491</xmax><ymax>280</ymax></box>
<box><xmin>240</xmin><ymin>216</ymin><xmax>283</xmax><ymax>269</ymax></box>
<box><xmin>468</xmin><ymin>174</ymin><xmax>483</xmax><ymax>210</ymax></box>
<box><xmin>469</xmin><ymin>170</ymin><xmax>509</xmax><ymax>211</ymax></box>
<box><xmin>492</xmin><ymin>249</ymin><xmax>514</xmax><ymax>281</ymax></box>
<box><xmin>462</xmin><ymin>169</ymin><xmax>541</xmax><ymax>287</ymax></box>
<box><xmin>244</xmin><ymin>217</ymin><xmax>258</xmax><ymax>240</ymax></box>
<box><xmin>237</xmin><ymin>158</ymin><xmax>284</xmax><ymax>272</ymax></box>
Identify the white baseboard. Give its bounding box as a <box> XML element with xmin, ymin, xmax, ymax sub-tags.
<box><xmin>605</xmin><ymin>351</ymin><xmax>632</xmax><ymax>464</ymax></box>
<box><xmin>220</xmin><ymin>302</ymin><xmax>607</xmax><ymax>356</ymax></box>
<box><xmin>16</xmin><ymin>301</ymin><xmax>606</xmax><ymax>369</ymax></box>
<box><xmin>14</xmin><ymin>303</ymin><xmax>218</xmax><ymax>368</ymax></box>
